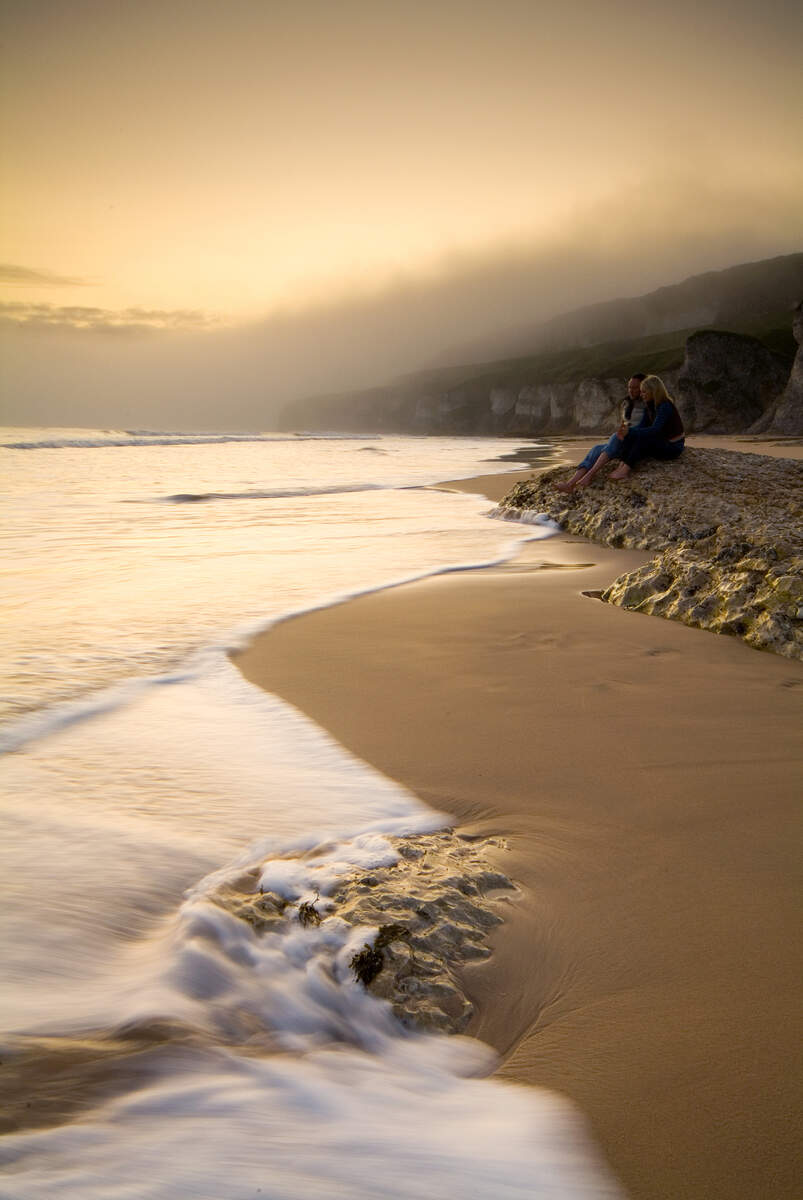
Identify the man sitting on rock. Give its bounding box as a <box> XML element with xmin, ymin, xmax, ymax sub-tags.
<box><xmin>554</xmin><ymin>373</ymin><xmax>646</xmax><ymax>492</ymax></box>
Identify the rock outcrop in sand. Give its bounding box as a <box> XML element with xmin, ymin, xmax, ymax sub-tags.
<box><xmin>494</xmin><ymin>448</ymin><xmax>803</xmax><ymax>660</ymax></box>
<box><xmin>214</xmin><ymin>831</ymin><xmax>516</xmax><ymax>1034</ymax></box>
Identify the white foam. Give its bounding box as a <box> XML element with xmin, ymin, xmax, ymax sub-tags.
<box><xmin>0</xmin><ymin>1040</ymin><xmax>623</xmax><ymax>1199</ymax></box>
<box><xmin>0</xmin><ymin>656</ymin><xmax>444</xmax><ymax>1036</ymax></box>
<box><xmin>0</xmin><ymin>716</ymin><xmax>624</xmax><ymax>1197</ymax></box>
<box><xmin>491</xmin><ymin>507</ymin><xmax>562</xmax><ymax>530</ymax></box>
<box><xmin>255</xmin><ymin>833</ymin><xmax>401</xmax><ymax>902</ymax></box>
<box><xmin>0</xmin><ymin>646</ymin><xmax>621</xmax><ymax>1199</ymax></box>
<box><xmin>0</xmin><ymin>671</ymin><xmax>188</xmax><ymax>755</ymax></box>
<box><xmin>2</xmin><ymin>432</ymin><xmax>375</xmax><ymax>450</ymax></box>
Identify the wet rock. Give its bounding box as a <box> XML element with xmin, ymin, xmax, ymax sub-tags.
<box><xmin>215</xmin><ymin>831</ymin><xmax>516</xmax><ymax>1035</ymax></box>
<box><xmin>494</xmin><ymin>447</ymin><xmax>803</xmax><ymax>659</ymax></box>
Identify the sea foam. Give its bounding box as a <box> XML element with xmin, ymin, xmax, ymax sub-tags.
<box><xmin>0</xmin><ymin>1040</ymin><xmax>623</xmax><ymax>1199</ymax></box>
<box><xmin>0</xmin><ymin>430</ymin><xmax>622</xmax><ymax>1197</ymax></box>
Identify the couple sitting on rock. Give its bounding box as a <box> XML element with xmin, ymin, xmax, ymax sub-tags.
<box><xmin>555</xmin><ymin>373</ymin><xmax>685</xmax><ymax>492</ymax></box>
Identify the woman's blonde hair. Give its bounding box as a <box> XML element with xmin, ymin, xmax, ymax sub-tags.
<box><xmin>641</xmin><ymin>374</ymin><xmax>674</xmax><ymax>405</ymax></box>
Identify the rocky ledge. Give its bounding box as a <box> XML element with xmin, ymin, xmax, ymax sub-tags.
<box><xmin>494</xmin><ymin>447</ymin><xmax>803</xmax><ymax>660</ymax></box>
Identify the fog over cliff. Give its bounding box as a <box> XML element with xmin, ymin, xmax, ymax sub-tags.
<box><xmin>2</xmin><ymin>181</ymin><xmax>801</xmax><ymax>431</ymax></box>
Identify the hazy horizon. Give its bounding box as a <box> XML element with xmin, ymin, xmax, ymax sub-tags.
<box><xmin>2</xmin><ymin>0</ymin><xmax>802</xmax><ymax>428</ymax></box>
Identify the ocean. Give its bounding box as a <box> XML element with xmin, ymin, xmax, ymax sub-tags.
<box><xmin>0</xmin><ymin>429</ymin><xmax>619</xmax><ymax>1198</ymax></box>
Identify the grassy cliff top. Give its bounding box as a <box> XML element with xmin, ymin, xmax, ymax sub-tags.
<box><xmin>394</xmin><ymin>312</ymin><xmax>796</xmax><ymax>395</ymax></box>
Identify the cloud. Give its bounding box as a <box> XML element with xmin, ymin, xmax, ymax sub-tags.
<box><xmin>1</xmin><ymin>174</ymin><xmax>800</xmax><ymax>430</ymax></box>
<box><xmin>0</xmin><ymin>263</ymin><xmax>93</xmax><ymax>287</ymax></box>
<box><xmin>0</xmin><ymin>302</ymin><xmax>223</xmax><ymax>334</ymax></box>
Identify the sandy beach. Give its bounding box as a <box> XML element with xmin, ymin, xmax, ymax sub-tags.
<box><xmin>234</xmin><ymin>438</ymin><xmax>803</xmax><ymax>1200</ymax></box>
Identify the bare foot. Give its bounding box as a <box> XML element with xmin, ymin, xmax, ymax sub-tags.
<box><xmin>574</xmin><ymin>472</ymin><xmax>595</xmax><ymax>489</ymax></box>
<box><xmin>609</xmin><ymin>465</ymin><xmax>631</xmax><ymax>480</ymax></box>
<box><xmin>553</xmin><ymin>480</ymin><xmax>575</xmax><ymax>492</ymax></box>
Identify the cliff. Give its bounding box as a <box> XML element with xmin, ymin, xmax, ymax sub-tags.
<box><xmin>752</xmin><ymin>300</ymin><xmax>803</xmax><ymax>435</ymax></box>
<box><xmin>676</xmin><ymin>330</ymin><xmax>791</xmax><ymax>433</ymax></box>
<box><xmin>281</xmin><ymin>253</ymin><xmax>802</xmax><ymax>436</ymax></box>
<box><xmin>286</xmin><ymin>325</ymin><xmax>799</xmax><ymax>437</ymax></box>
<box><xmin>494</xmin><ymin>449</ymin><xmax>803</xmax><ymax>660</ymax></box>
<box><xmin>414</xmin><ymin>325</ymin><xmax>797</xmax><ymax>435</ymax></box>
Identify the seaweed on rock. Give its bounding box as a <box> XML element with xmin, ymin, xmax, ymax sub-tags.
<box><xmin>350</xmin><ymin>924</ymin><xmax>413</xmax><ymax>987</ymax></box>
<box><xmin>297</xmin><ymin>896</ymin><xmax>322</xmax><ymax>927</ymax></box>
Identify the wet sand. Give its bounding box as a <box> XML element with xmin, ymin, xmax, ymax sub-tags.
<box><xmin>234</xmin><ymin>440</ymin><xmax>803</xmax><ymax>1200</ymax></box>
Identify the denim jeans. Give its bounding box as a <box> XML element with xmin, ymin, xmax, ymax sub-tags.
<box><xmin>618</xmin><ymin>431</ymin><xmax>684</xmax><ymax>468</ymax></box>
<box><xmin>578</xmin><ymin>432</ymin><xmax>624</xmax><ymax>471</ymax></box>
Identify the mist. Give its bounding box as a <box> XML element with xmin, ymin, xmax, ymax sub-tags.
<box><xmin>2</xmin><ymin>180</ymin><xmax>801</xmax><ymax>431</ymax></box>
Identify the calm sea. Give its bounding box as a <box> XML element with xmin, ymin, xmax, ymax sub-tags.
<box><xmin>0</xmin><ymin>429</ymin><xmax>618</xmax><ymax>1198</ymax></box>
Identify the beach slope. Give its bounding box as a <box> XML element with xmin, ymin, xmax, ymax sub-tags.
<box><xmin>234</xmin><ymin>455</ymin><xmax>802</xmax><ymax>1200</ymax></box>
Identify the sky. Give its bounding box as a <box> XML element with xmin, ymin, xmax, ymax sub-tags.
<box><xmin>1</xmin><ymin>0</ymin><xmax>802</xmax><ymax>427</ymax></box>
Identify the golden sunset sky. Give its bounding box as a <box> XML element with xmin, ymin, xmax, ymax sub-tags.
<box><xmin>1</xmin><ymin>0</ymin><xmax>801</xmax><ymax>424</ymax></box>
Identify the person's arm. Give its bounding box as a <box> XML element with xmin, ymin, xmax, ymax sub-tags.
<box><xmin>648</xmin><ymin>401</ymin><xmax>674</xmax><ymax>433</ymax></box>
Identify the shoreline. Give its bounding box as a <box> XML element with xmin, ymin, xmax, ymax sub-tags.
<box><xmin>233</xmin><ymin>437</ymin><xmax>802</xmax><ymax>1200</ymax></box>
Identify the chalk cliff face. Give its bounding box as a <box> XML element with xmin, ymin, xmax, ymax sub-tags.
<box><xmin>409</xmin><ymin>326</ymin><xmax>797</xmax><ymax>436</ymax></box>
<box><xmin>757</xmin><ymin>301</ymin><xmax>803</xmax><ymax>435</ymax></box>
<box><xmin>500</xmin><ymin>380</ymin><xmax>578</xmax><ymax>432</ymax></box>
<box><xmin>675</xmin><ymin>330</ymin><xmax>790</xmax><ymax>432</ymax></box>
<box><xmin>514</xmin><ymin>383</ymin><xmax>570</xmax><ymax>429</ymax></box>
<box><xmin>568</xmin><ymin>378</ymin><xmax>624</xmax><ymax>431</ymax></box>
<box><xmin>413</xmin><ymin>377</ymin><xmax>630</xmax><ymax>434</ymax></box>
